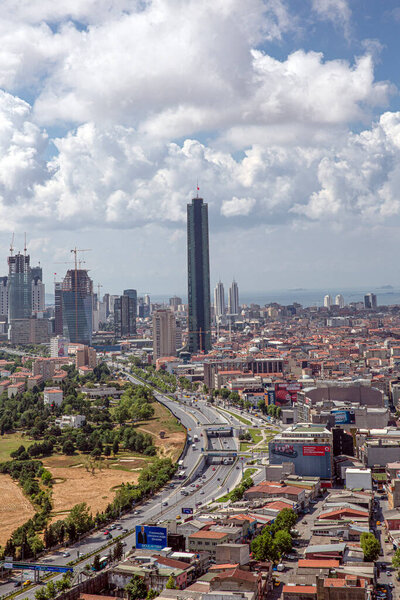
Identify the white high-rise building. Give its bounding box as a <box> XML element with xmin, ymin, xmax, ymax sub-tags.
<box><xmin>228</xmin><ymin>280</ymin><xmax>239</xmax><ymax>315</ymax></box>
<box><xmin>335</xmin><ymin>294</ymin><xmax>345</xmax><ymax>308</ymax></box>
<box><xmin>214</xmin><ymin>281</ymin><xmax>225</xmax><ymax>319</ymax></box>
<box><xmin>323</xmin><ymin>294</ymin><xmax>332</xmax><ymax>308</ymax></box>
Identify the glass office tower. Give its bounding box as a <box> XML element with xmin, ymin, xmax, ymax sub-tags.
<box><xmin>187</xmin><ymin>196</ymin><xmax>211</xmax><ymax>353</ymax></box>
<box><xmin>61</xmin><ymin>269</ymin><xmax>93</xmax><ymax>345</ymax></box>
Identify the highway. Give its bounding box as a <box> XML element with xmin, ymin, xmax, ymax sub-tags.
<box><xmin>0</xmin><ymin>370</ymin><xmax>243</xmax><ymax>600</ymax></box>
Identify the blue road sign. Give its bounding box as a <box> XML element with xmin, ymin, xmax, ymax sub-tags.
<box><xmin>2</xmin><ymin>562</ymin><xmax>73</xmax><ymax>573</ymax></box>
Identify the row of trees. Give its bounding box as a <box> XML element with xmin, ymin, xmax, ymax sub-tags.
<box><xmin>251</xmin><ymin>508</ymin><xmax>297</xmax><ymax>562</ymax></box>
<box><xmin>230</xmin><ymin>473</ymin><xmax>254</xmax><ymax>502</ymax></box>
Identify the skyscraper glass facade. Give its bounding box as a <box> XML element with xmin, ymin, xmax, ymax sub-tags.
<box><xmin>187</xmin><ymin>197</ymin><xmax>211</xmax><ymax>353</ymax></box>
<box><xmin>61</xmin><ymin>270</ymin><xmax>93</xmax><ymax>345</ymax></box>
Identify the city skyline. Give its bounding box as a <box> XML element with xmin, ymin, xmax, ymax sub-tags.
<box><xmin>0</xmin><ymin>3</ymin><xmax>400</xmax><ymax>292</ymax></box>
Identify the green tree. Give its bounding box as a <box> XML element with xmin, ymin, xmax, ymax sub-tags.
<box><xmin>273</xmin><ymin>530</ymin><xmax>292</xmax><ymax>556</ymax></box>
<box><xmin>251</xmin><ymin>532</ymin><xmax>278</xmax><ymax>562</ymax></box>
<box><xmin>166</xmin><ymin>575</ymin><xmax>176</xmax><ymax>589</ymax></box>
<box><xmin>360</xmin><ymin>532</ymin><xmax>380</xmax><ymax>562</ymax></box>
<box><xmin>125</xmin><ymin>575</ymin><xmax>148</xmax><ymax>600</ymax></box>
<box><xmin>92</xmin><ymin>554</ymin><xmax>101</xmax><ymax>571</ymax></box>
<box><xmin>112</xmin><ymin>438</ymin><xmax>120</xmax><ymax>455</ymax></box>
<box><xmin>46</xmin><ymin>581</ymin><xmax>57</xmax><ymax>599</ymax></box>
<box><xmin>34</xmin><ymin>588</ymin><xmax>47</xmax><ymax>600</ymax></box>
<box><xmin>113</xmin><ymin>541</ymin><xmax>124</xmax><ymax>562</ymax></box>
<box><xmin>392</xmin><ymin>547</ymin><xmax>400</xmax><ymax>570</ymax></box>
<box><xmin>62</xmin><ymin>439</ymin><xmax>75</xmax><ymax>455</ymax></box>
<box><xmin>274</xmin><ymin>509</ymin><xmax>297</xmax><ymax>532</ymax></box>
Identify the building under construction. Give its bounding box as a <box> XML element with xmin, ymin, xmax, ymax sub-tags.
<box><xmin>59</xmin><ymin>269</ymin><xmax>93</xmax><ymax>345</ymax></box>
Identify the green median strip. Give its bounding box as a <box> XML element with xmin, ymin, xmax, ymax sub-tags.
<box><xmin>217</xmin><ymin>408</ymin><xmax>252</xmax><ymax>426</ymax></box>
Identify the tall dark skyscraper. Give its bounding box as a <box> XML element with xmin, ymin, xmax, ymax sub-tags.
<box><xmin>123</xmin><ymin>289</ymin><xmax>137</xmax><ymax>333</ymax></box>
<box><xmin>61</xmin><ymin>269</ymin><xmax>93</xmax><ymax>345</ymax></box>
<box><xmin>114</xmin><ymin>295</ymin><xmax>135</xmax><ymax>337</ymax></box>
<box><xmin>187</xmin><ymin>196</ymin><xmax>211</xmax><ymax>353</ymax></box>
<box><xmin>8</xmin><ymin>252</ymin><xmax>31</xmax><ymax>321</ymax></box>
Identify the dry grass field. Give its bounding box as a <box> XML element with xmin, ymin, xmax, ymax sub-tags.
<box><xmin>138</xmin><ymin>401</ymin><xmax>186</xmax><ymax>461</ymax></box>
<box><xmin>44</xmin><ymin>456</ymin><xmax>140</xmax><ymax>517</ymax></box>
<box><xmin>0</xmin><ymin>474</ymin><xmax>35</xmax><ymax>546</ymax></box>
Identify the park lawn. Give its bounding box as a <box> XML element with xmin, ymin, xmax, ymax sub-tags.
<box><xmin>0</xmin><ymin>432</ymin><xmax>33</xmax><ymax>462</ymax></box>
<box><xmin>240</xmin><ymin>442</ymin><xmax>252</xmax><ymax>452</ymax></box>
<box><xmin>248</xmin><ymin>428</ymin><xmax>262</xmax><ymax>444</ymax></box>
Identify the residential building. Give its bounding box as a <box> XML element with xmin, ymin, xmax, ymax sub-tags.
<box><xmin>323</xmin><ymin>295</ymin><xmax>332</xmax><ymax>308</ymax></box>
<box><xmin>153</xmin><ymin>309</ymin><xmax>176</xmax><ymax>362</ymax></box>
<box><xmin>187</xmin><ymin>195</ymin><xmax>211</xmax><ymax>354</ymax></box>
<box><xmin>214</xmin><ymin>281</ymin><xmax>225</xmax><ymax>321</ymax></box>
<box><xmin>43</xmin><ymin>388</ymin><xmax>63</xmax><ymax>407</ymax></box>
<box><xmin>228</xmin><ymin>279</ymin><xmax>239</xmax><ymax>315</ymax></box>
<box><xmin>335</xmin><ymin>294</ymin><xmax>345</xmax><ymax>308</ymax></box>
<box><xmin>364</xmin><ymin>293</ymin><xmax>377</xmax><ymax>309</ymax></box>
<box><xmin>76</xmin><ymin>345</ymin><xmax>97</xmax><ymax>368</ymax></box>
<box><xmin>169</xmin><ymin>296</ymin><xmax>182</xmax><ymax>310</ymax></box>
<box><xmin>188</xmin><ymin>530</ymin><xmax>229</xmax><ymax>557</ymax></box>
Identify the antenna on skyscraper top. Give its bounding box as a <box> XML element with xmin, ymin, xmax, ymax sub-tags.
<box><xmin>9</xmin><ymin>233</ymin><xmax>14</xmax><ymax>256</ymax></box>
<box><xmin>24</xmin><ymin>232</ymin><xmax>27</xmax><ymax>256</ymax></box>
<box><xmin>196</xmin><ymin>180</ymin><xmax>199</xmax><ymax>198</ymax></box>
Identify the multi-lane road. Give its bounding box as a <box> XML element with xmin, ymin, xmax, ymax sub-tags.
<box><xmin>0</xmin><ymin>372</ymin><xmax>245</xmax><ymax>600</ymax></box>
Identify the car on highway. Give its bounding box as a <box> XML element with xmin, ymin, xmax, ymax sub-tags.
<box><xmin>103</xmin><ymin>530</ymin><xmax>110</xmax><ymax>535</ymax></box>
<box><xmin>212</xmin><ymin>467</ymin><xmax>216</xmax><ymax>471</ymax></box>
<box><xmin>62</xmin><ymin>551</ymin><xmax>70</xmax><ymax>557</ymax></box>
<box><xmin>162</xmin><ymin>501</ymin><xmax>168</xmax><ymax>506</ymax></box>
<box><xmin>13</xmin><ymin>582</ymin><xmax>21</xmax><ymax>588</ymax></box>
<box><xmin>23</xmin><ymin>580</ymin><xmax>32</xmax><ymax>588</ymax></box>
<box><xmin>200</xmin><ymin>490</ymin><xmax>205</xmax><ymax>494</ymax></box>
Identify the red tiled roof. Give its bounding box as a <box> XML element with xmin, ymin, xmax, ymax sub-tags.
<box><xmin>282</xmin><ymin>585</ymin><xmax>317</xmax><ymax>594</ymax></box>
<box><xmin>298</xmin><ymin>559</ymin><xmax>340</xmax><ymax>568</ymax></box>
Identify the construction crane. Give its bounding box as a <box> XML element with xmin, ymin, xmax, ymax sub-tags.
<box><xmin>188</xmin><ymin>328</ymin><xmax>211</xmax><ymax>354</ymax></box>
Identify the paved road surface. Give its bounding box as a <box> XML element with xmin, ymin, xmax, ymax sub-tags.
<box><xmin>1</xmin><ymin>372</ymin><xmax>243</xmax><ymax>600</ymax></box>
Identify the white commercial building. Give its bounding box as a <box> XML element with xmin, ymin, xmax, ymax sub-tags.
<box><xmin>335</xmin><ymin>294</ymin><xmax>345</xmax><ymax>308</ymax></box>
<box><xmin>323</xmin><ymin>294</ymin><xmax>332</xmax><ymax>308</ymax></box>
<box><xmin>345</xmin><ymin>468</ymin><xmax>372</xmax><ymax>491</ymax></box>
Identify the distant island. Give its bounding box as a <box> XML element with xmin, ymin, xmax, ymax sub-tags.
<box><xmin>288</xmin><ymin>288</ymin><xmax>307</xmax><ymax>292</ymax></box>
<box><xmin>378</xmin><ymin>285</ymin><xmax>394</xmax><ymax>290</ymax></box>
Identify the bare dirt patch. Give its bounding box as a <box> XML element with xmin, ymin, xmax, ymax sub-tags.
<box><xmin>45</xmin><ymin>460</ymin><xmax>140</xmax><ymax>516</ymax></box>
<box><xmin>0</xmin><ymin>474</ymin><xmax>35</xmax><ymax>546</ymax></box>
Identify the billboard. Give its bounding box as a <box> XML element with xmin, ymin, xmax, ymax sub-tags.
<box><xmin>303</xmin><ymin>445</ymin><xmax>330</xmax><ymax>456</ymax></box>
<box><xmin>269</xmin><ymin>441</ymin><xmax>332</xmax><ymax>479</ymax></box>
<box><xmin>331</xmin><ymin>410</ymin><xmax>355</xmax><ymax>425</ymax></box>
<box><xmin>274</xmin><ymin>383</ymin><xmax>302</xmax><ymax>405</ymax></box>
<box><xmin>135</xmin><ymin>525</ymin><xmax>167</xmax><ymax>550</ymax></box>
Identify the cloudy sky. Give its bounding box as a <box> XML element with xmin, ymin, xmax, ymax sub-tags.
<box><xmin>1</xmin><ymin>0</ymin><xmax>400</xmax><ymax>296</ymax></box>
